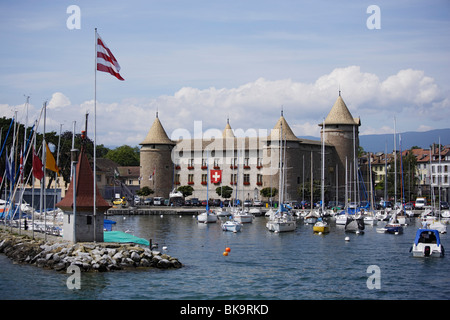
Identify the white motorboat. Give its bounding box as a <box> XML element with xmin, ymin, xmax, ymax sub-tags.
<box><xmin>221</xmin><ymin>220</ymin><xmax>242</xmax><ymax>232</ymax></box>
<box><xmin>411</xmin><ymin>228</ymin><xmax>445</xmax><ymax>257</ymax></box>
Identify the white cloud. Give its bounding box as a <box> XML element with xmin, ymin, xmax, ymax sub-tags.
<box><xmin>47</xmin><ymin>92</ymin><xmax>71</xmax><ymax>110</ymax></box>
<box><xmin>6</xmin><ymin>66</ymin><xmax>448</xmax><ymax>147</ymax></box>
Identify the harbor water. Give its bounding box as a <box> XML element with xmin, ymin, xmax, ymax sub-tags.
<box><xmin>1</xmin><ymin>214</ymin><xmax>449</xmax><ymax>300</ymax></box>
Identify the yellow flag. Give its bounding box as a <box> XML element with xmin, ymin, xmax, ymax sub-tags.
<box><xmin>45</xmin><ymin>142</ymin><xmax>60</xmax><ymax>176</ymax></box>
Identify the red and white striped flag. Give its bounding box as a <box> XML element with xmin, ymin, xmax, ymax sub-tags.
<box><xmin>96</xmin><ymin>32</ymin><xmax>124</xmax><ymax>81</ymax></box>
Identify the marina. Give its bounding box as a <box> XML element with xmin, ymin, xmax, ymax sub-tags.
<box><xmin>1</xmin><ymin>213</ymin><xmax>449</xmax><ymax>300</ymax></box>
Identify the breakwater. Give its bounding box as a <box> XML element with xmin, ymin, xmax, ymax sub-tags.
<box><xmin>0</xmin><ymin>227</ymin><xmax>182</xmax><ymax>272</ymax></box>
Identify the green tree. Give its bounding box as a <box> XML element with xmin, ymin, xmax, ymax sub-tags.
<box><xmin>136</xmin><ymin>186</ymin><xmax>154</xmax><ymax>197</ymax></box>
<box><xmin>177</xmin><ymin>185</ymin><xmax>194</xmax><ymax>197</ymax></box>
<box><xmin>105</xmin><ymin>145</ymin><xmax>139</xmax><ymax>166</ymax></box>
<box><xmin>260</xmin><ymin>187</ymin><xmax>278</xmax><ymax>198</ymax></box>
<box><xmin>215</xmin><ymin>185</ymin><xmax>233</xmax><ymax>198</ymax></box>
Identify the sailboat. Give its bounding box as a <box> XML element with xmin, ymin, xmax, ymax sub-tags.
<box><xmin>197</xmin><ymin>151</ymin><xmax>217</xmax><ymax>224</ymax></box>
<box><xmin>363</xmin><ymin>152</ymin><xmax>377</xmax><ymax>226</ymax></box>
<box><xmin>231</xmin><ymin>153</ymin><xmax>253</xmax><ymax>224</ymax></box>
<box><xmin>266</xmin><ymin>121</ymin><xmax>296</xmax><ymax>232</ymax></box>
<box><xmin>313</xmin><ymin>119</ymin><xmax>329</xmax><ymax>234</ymax></box>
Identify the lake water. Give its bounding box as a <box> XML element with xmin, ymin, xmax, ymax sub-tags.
<box><xmin>1</xmin><ymin>214</ymin><xmax>449</xmax><ymax>302</ymax></box>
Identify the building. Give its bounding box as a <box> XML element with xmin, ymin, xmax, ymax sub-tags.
<box><xmin>140</xmin><ymin>94</ymin><xmax>360</xmax><ymax>204</ymax></box>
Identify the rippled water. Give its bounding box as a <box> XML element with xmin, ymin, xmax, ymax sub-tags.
<box><xmin>1</xmin><ymin>215</ymin><xmax>449</xmax><ymax>300</ymax></box>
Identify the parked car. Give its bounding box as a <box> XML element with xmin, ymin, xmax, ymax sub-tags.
<box><xmin>144</xmin><ymin>197</ymin><xmax>153</xmax><ymax>205</ymax></box>
<box><xmin>253</xmin><ymin>200</ymin><xmax>263</xmax><ymax>207</ymax></box>
<box><xmin>113</xmin><ymin>197</ymin><xmax>126</xmax><ymax>205</ymax></box>
<box><xmin>190</xmin><ymin>198</ymin><xmax>201</xmax><ymax>206</ymax></box>
<box><xmin>404</xmin><ymin>202</ymin><xmax>415</xmax><ymax>210</ymax></box>
<box><xmin>153</xmin><ymin>197</ymin><xmax>164</xmax><ymax>206</ymax></box>
<box><xmin>440</xmin><ymin>201</ymin><xmax>449</xmax><ymax>210</ymax></box>
<box><xmin>244</xmin><ymin>200</ymin><xmax>252</xmax><ymax>207</ymax></box>
<box><xmin>415</xmin><ymin>197</ymin><xmax>426</xmax><ymax>210</ymax></box>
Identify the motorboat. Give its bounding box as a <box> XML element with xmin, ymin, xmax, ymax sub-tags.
<box><xmin>313</xmin><ymin>218</ymin><xmax>329</xmax><ymax>233</ymax></box>
<box><xmin>221</xmin><ymin>219</ymin><xmax>242</xmax><ymax>232</ymax></box>
<box><xmin>411</xmin><ymin>229</ymin><xmax>445</xmax><ymax>257</ymax></box>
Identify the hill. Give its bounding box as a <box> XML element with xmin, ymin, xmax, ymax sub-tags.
<box><xmin>359</xmin><ymin>128</ymin><xmax>450</xmax><ymax>153</ymax></box>
<box><xmin>299</xmin><ymin>128</ymin><xmax>450</xmax><ymax>153</ymax></box>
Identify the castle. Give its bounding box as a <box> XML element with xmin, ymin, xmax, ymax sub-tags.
<box><xmin>139</xmin><ymin>94</ymin><xmax>360</xmax><ymax>204</ymax></box>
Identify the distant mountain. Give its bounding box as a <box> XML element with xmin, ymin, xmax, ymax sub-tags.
<box><xmin>299</xmin><ymin>128</ymin><xmax>450</xmax><ymax>153</ymax></box>
<box><xmin>360</xmin><ymin>128</ymin><xmax>450</xmax><ymax>153</ymax></box>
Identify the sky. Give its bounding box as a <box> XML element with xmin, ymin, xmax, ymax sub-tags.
<box><xmin>1</xmin><ymin>0</ymin><xmax>449</xmax><ymax>148</ymax></box>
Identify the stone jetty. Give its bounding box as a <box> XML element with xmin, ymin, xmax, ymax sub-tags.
<box><xmin>0</xmin><ymin>228</ymin><xmax>182</xmax><ymax>272</ymax></box>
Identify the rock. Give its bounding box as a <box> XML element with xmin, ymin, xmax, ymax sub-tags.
<box><xmin>130</xmin><ymin>251</ymin><xmax>140</xmax><ymax>262</ymax></box>
<box><xmin>0</xmin><ymin>229</ymin><xmax>182</xmax><ymax>272</ymax></box>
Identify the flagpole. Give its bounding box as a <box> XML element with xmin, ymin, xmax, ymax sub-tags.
<box><xmin>94</xmin><ymin>27</ymin><xmax>97</xmax><ymax>242</ymax></box>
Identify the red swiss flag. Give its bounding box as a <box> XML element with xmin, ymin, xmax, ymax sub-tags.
<box><xmin>210</xmin><ymin>170</ymin><xmax>222</xmax><ymax>184</ymax></box>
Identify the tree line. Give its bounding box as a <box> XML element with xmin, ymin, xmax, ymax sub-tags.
<box><xmin>0</xmin><ymin>117</ymin><xmax>139</xmax><ymax>188</ymax></box>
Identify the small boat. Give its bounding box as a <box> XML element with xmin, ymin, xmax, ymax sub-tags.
<box><xmin>304</xmin><ymin>210</ymin><xmax>319</xmax><ymax>224</ymax></box>
<box><xmin>197</xmin><ymin>210</ymin><xmax>218</xmax><ymax>223</ymax></box>
<box><xmin>428</xmin><ymin>220</ymin><xmax>447</xmax><ymax>234</ymax></box>
<box><xmin>215</xmin><ymin>207</ymin><xmax>231</xmax><ymax>217</ymax></box>
<box><xmin>345</xmin><ymin>216</ymin><xmax>365</xmax><ymax>234</ymax></box>
<box><xmin>313</xmin><ymin>218</ymin><xmax>329</xmax><ymax>233</ymax></box>
<box><xmin>411</xmin><ymin>229</ymin><xmax>445</xmax><ymax>257</ymax></box>
<box><xmin>221</xmin><ymin>219</ymin><xmax>242</xmax><ymax>232</ymax></box>
<box><xmin>335</xmin><ymin>212</ymin><xmax>348</xmax><ymax>225</ymax></box>
<box><xmin>232</xmin><ymin>209</ymin><xmax>253</xmax><ymax>223</ymax></box>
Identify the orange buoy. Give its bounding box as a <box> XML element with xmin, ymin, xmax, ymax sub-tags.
<box><xmin>223</xmin><ymin>251</ymin><xmax>228</xmax><ymax>256</ymax></box>
<box><xmin>225</xmin><ymin>247</ymin><xmax>231</xmax><ymax>253</ymax></box>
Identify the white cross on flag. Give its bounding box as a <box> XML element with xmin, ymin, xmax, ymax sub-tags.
<box><xmin>210</xmin><ymin>170</ymin><xmax>222</xmax><ymax>184</ymax></box>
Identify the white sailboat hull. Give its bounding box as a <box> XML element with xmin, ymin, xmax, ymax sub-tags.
<box><xmin>197</xmin><ymin>212</ymin><xmax>217</xmax><ymax>223</ymax></box>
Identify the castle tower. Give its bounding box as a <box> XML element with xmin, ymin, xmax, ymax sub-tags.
<box><xmin>319</xmin><ymin>94</ymin><xmax>361</xmax><ymax>199</ymax></box>
<box><xmin>139</xmin><ymin>113</ymin><xmax>176</xmax><ymax>197</ymax></box>
<box><xmin>263</xmin><ymin>111</ymin><xmax>302</xmax><ymax>202</ymax></box>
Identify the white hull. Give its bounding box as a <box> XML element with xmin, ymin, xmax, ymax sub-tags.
<box><xmin>412</xmin><ymin>243</ymin><xmax>444</xmax><ymax>257</ymax></box>
<box><xmin>233</xmin><ymin>213</ymin><xmax>253</xmax><ymax>223</ymax></box>
<box><xmin>266</xmin><ymin>219</ymin><xmax>297</xmax><ymax>232</ymax></box>
<box><xmin>335</xmin><ymin>214</ymin><xmax>348</xmax><ymax>225</ymax></box>
<box><xmin>221</xmin><ymin>221</ymin><xmax>242</xmax><ymax>232</ymax></box>
<box><xmin>197</xmin><ymin>212</ymin><xmax>218</xmax><ymax>223</ymax></box>
<box><xmin>363</xmin><ymin>216</ymin><xmax>378</xmax><ymax>225</ymax></box>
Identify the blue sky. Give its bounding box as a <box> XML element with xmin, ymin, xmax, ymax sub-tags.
<box><xmin>1</xmin><ymin>0</ymin><xmax>450</xmax><ymax>148</ymax></box>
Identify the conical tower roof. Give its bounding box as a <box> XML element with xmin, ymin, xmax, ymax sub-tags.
<box><xmin>140</xmin><ymin>113</ymin><xmax>175</xmax><ymax>145</ymax></box>
<box><xmin>269</xmin><ymin>112</ymin><xmax>299</xmax><ymax>141</ymax></box>
<box><xmin>222</xmin><ymin>118</ymin><xmax>235</xmax><ymax>139</ymax></box>
<box><xmin>56</xmin><ymin>147</ymin><xmax>111</xmax><ymax>213</ymax></box>
<box><xmin>323</xmin><ymin>95</ymin><xmax>360</xmax><ymax>126</ymax></box>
